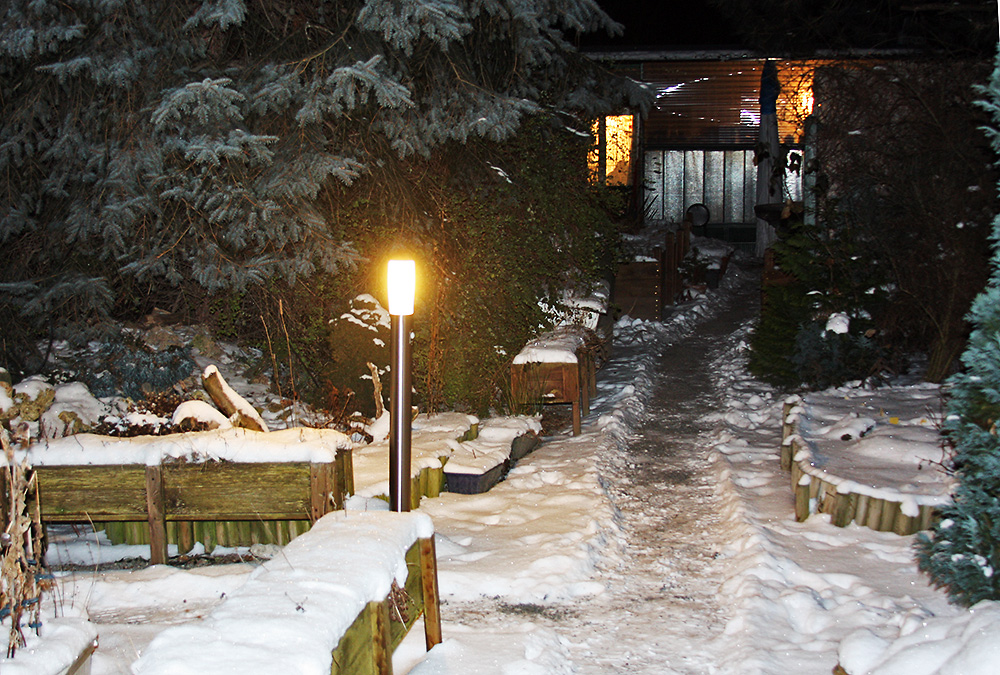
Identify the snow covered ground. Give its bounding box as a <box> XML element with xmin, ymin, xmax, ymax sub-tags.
<box><xmin>4</xmin><ymin>256</ymin><xmax>997</xmax><ymax>674</ymax></box>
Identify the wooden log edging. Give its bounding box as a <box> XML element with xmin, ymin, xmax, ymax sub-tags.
<box><xmin>780</xmin><ymin>395</ymin><xmax>939</xmax><ymax>536</ymax></box>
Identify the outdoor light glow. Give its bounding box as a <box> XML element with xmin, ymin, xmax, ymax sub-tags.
<box><xmin>387</xmin><ymin>259</ymin><xmax>415</xmax><ymax>316</ymax></box>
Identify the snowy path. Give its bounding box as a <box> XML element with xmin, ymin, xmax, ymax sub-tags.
<box><xmin>560</xmin><ymin>274</ymin><xmax>762</xmax><ymax>673</ymax></box>
<box><xmin>418</xmin><ymin>267</ymin><xmax>764</xmax><ymax>674</ymax></box>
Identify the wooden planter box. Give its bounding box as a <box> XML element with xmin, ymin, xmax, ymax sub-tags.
<box><xmin>131</xmin><ymin>512</ymin><xmax>442</xmax><ymax>675</ymax></box>
<box><xmin>331</xmin><ymin>537</ymin><xmax>442</xmax><ymax>675</ymax></box>
<box><xmin>511</xmin><ymin>351</ymin><xmax>596</xmax><ymax>436</ymax></box>
<box><xmin>8</xmin><ymin>449</ymin><xmax>353</xmax><ymax>563</ymax></box>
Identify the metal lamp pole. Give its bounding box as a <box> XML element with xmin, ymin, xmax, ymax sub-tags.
<box><xmin>387</xmin><ymin>259</ymin><xmax>415</xmax><ymax>512</ymax></box>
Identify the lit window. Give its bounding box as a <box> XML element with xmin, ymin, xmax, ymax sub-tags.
<box><xmin>589</xmin><ymin>114</ymin><xmax>634</xmax><ymax>186</ymax></box>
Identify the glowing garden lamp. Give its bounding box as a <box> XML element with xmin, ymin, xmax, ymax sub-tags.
<box><xmin>387</xmin><ymin>259</ymin><xmax>415</xmax><ymax>512</ymax></box>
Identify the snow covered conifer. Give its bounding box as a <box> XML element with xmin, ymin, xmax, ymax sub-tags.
<box><xmin>917</xmin><ymin>47</ymin><xmax>1000</xmax><ymax>606</ymax></box>
<box><xmin>0</xmin><ymin>0</ymin><xmax>643</xmax><ymax>380</ymax></box>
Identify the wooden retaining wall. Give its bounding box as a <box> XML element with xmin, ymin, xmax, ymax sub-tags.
<box><xmin>331</xmin><ymin>536</ymin><xmax>442</xmax><ymax>675</ymax></box>
<box><xmin>781</xmin><ymin>397</ymin><xmax>938</xmax><ymax>536</ymax></box>
<box><xmin>4</xmin><ymin>450</ymin><xmax>353</xmax><ymax>564</ymax></box>
<box><xmin>106</xmin><ymin>449</ymin><xmax>449</xmax><ymax>552</ymax></box>
<box><xmin>613</xmin><ymin>225</ymin><xmax>691</xmax><ymax>321</ymax></box>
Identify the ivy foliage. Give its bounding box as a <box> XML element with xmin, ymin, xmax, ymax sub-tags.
<box><xmin>916</xmin><ymin>48</ymin><xmax>1000</xmax><ymax>606</ymax></box>
<box><xmin>256</xmin><ymin>114</ymin><xmax>626</xmax><ymax>417</ymax></box>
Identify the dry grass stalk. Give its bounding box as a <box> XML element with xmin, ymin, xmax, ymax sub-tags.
<box><xmin>387</xmin><ymin>580</ymin><xmax>410</xmax><ymax>625</ymax></box>
<box><xmin>0</xmin><ymin>428</ymin><xmax>50</xmax><ymax>658</ymax></box>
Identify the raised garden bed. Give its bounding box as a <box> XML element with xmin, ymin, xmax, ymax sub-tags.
<box><xmin>130</xmin><ymin>510</ymin><xmax>441</xmax><ymax>675</ymax></box>
<box><xmin>511</xmin><ymin>326</ymin><xmax>605</xmax><ymax>436</ymax></box>
<box><xmin>781</xmin><ymin>387</ymin><xmax>950</xmax><ymax>535</ymax></box>
<box><xmin>443</xmin><ymin>428</ymin><xmax>540</xmax><ymax>495</ymax></box>
<box><xmin>4</xmin><ymin>427</ymin><xmax>354</xmax><ymax>563</ymax></box>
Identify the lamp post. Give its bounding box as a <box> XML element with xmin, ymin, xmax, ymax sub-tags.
<box><xmin>387</xmin><ymin>259</ymin><xmax>415</xmax><ymax>512</ymax></box>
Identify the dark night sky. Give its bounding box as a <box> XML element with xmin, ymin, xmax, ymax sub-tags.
<box><xmin>579</xmin><ymin>1</ymin><xmax>743</xmax><ymax>50</ymax></box>
<box><xmin>579</xmin><ymin>1</ymin><xmax>999</xmax><ymax>57</ymax></box>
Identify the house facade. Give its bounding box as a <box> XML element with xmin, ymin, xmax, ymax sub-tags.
<box><xmin>590</xmin><ymin>52</ymin><xmax>823</xmax><ymax>251</ymax></box>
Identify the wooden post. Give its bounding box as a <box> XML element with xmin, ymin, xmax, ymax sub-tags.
<box><xmin>893</xmin><ymin>508</ymin><xmax>917</xmax><ymax>536</ymax></box>
<box><xmin>340</xmin><ymin>447</ymin><xmax>355</xmax><ymax>497</ymax></box>
<box><xmin>879</xmin><ymin>500</ymin><xmax>901</xmax><ymax>533</ymax></box>
<box><xmin>331</xmin><ymin>453</ymin><xmax>346</xmax><ymax>509</ymax></box>
<box><xmin>780</xmin><ymin>438</ymin><xmax>793</xmax><ymax>472</ymax></box>
<box><xmin>854</xmin><ymin>494</ymin><xmax>870</xmax><ymax>527</ymax></box>
<box><xmin>918</xmin><ymin>504</ymin><xmax>936</xmax><ymax>531</ymax></box>
<box><xmin>832</xmin><ymin>491</ymin><xmax>856</xmax><ymax>528</ymax></box>
<box><xmin>373</xmin><ymin>599</ymin><xmax>393</xmax><ymax>675</ymax></box>
<box><xmin>310</xmin><ymin>462</ymin><xmax>331</xmax><ymax>521</ymax></box>
<box><xmin>866</xmin><ymin>498</ymin><xmax>884</xmax><ymax>531</ymax></box>
<box><xmin>794</xmin><ymin>473</ymin><xmax>811</xmax><ymax>522</ymax></box>
<box><xmin>145</xmin><ymin>464</ymin><xmax>168</xmax><ymax>564</ymax></box>
<box><xmin>419</xmin><ymin>537</ymin><xmax>443</xmax><ymax>650</ymax></box>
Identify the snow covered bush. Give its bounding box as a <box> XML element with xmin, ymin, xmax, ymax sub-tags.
<box><xmin>916</xmin><ymin>47</ymin><xmax>1000</xmax><ymax>606</ymax></box>
<box><xmin>749</xmin><ymin>208</ymin><xmax>886</xmax><ymax>389</ymax></box>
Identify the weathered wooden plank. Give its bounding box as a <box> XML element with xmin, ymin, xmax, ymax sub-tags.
<box><xmin>145</xmin><ymin>465</ymin><xmax>168</xmax><ymax>564</ymax></box>
<box><xmin>162</xmin><ymin>461</ymin><xmax>313</xmax><ymax>520</ymax></box>
<box><xmin>410</xmin><ymin>475</ymin><xmax>421</xmax><ymax>511</ymax></box>
<box><xmin>419</xmin><ymin>537</ymin><xmax>443</xmax><ymax>650</ymax></box>
<box><xmin>389</xmin><ymin>542</ymin><xmax>423</xmax><ymax>649</ymax></box>
<box><xmin>309</xmin><ymin>462</ymin><xmax>329</xmax><ymax>521</ymax></box>
<box><xmin>34</xmin><ymin>465</ymin><xmax>148</xmax><ymax>520</ymax></box>
<box><xmin>339</xmin><ymin>448</ymin><xmax>355</xmax><ymax>497</ymax></box>
<box><xmin>373</xmin><ymin>599</ymin><xmax>393</xmax><ymax>675</ymax></box>
<box><xmin>331</xmin><ymin>601</ymin><xmax>379</xmax><ymax>675</ymax></box>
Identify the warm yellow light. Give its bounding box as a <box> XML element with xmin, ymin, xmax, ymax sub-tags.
<box><xmin>588</xmin><ymin>114</ymin><xmax>634</xmax><ymax>186</ymax></box>
<box><xmin>387</xmin><ymin>259</ymin><xmax>415</xmax><ymax>315</ymax></box>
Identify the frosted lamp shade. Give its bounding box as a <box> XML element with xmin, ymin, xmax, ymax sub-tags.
<box><xmin>387</xmin><ymin>259</ymin><xmax>416</xmax><ymax>315</ymax></box>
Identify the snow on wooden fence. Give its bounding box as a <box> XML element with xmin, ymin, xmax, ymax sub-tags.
<box><xmin>131</xmin><ymin>510</ymin><xmax>442</xmax><ymax>675</ymax></box>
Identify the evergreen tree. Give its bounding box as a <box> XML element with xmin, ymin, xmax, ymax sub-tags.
<box><xmin>749</xmin><ymin>207</ymin><xmax>887</xmax><ymax>389</ymax></box>
<box><xmin>0</xmin><ymin>0</ymin><xmax>646</xmax><ymax>378</ymax></box>
<box><xmin>916</xmin><ymin>48</ymin><xmax>1000</xmax><ymax>606</ymax></box>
